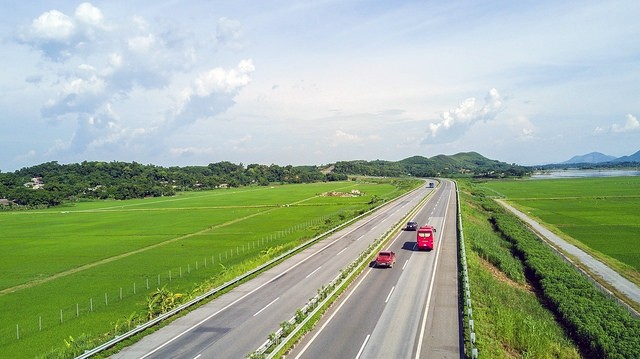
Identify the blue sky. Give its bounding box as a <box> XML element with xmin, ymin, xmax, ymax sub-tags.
<box><xmin>1</xmin><ymin>1</ymin><xmax>639</xmax><ymax>172</ymax></box>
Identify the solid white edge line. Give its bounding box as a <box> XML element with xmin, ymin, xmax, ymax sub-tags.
<box><xmin>140</xmin><ymin>215</ymin><xmax>368</xmax><ymax>358</ymax></box>
<box><xmin>415</xmin><ymin>182</ymin><xmax>452</xmax><ymax>358</ymax></box>
<box><xmin>140</xmin><ymin>185</ymin><xmax>419</xmax><ymax>358</ymax></box>
<box><xmin>253</xmin><ymin>297</ymin><xmax>280</xmax><ymax>317</ymax></box>
<box><xmin>355</xmin><ymin>334</ymin><xmax>371</xmax><ymax>359</ymax></box>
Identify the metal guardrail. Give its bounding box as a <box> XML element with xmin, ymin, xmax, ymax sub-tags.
<box><xmin>455</xmin><ymin>182</ymin><xmax>478</xmax><ymax>358</ymax></box>
<box><xmin>77</xmin><ymin>183</ymin><xmax>426</xmax><ymax>358</ymax></box>
<box><xmin>249</xmin><ymin>182</ymin><xmax>436</xmax><ymax>358</ymax></box>
<box><xmin>76</xmin><ymin>207</ymin><xmax>381</xmax><ymax>358</ymax></box>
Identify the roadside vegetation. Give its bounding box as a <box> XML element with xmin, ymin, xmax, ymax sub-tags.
<box><xmin>459</xmin><ymin>180</ymin><xmax>580</xmax><ymax>358</ymax></box>
<box><xmin>0</xmin><ymin>178</ymin><xmax>420</xmax><ymax>358</ymax></box>
<box><xmin>459</xmin><ymin>179</ymin><xmax>640</xmax><ymax>358</ymax></box>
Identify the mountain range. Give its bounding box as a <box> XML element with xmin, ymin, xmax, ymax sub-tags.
<box><xmin>561</xmin><ymin>150</ymin><xmax>640</xmax><ymax>164</ymax></box>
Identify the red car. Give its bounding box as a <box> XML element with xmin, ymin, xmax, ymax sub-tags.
<box><xmin>375</xmin><ymin>251</ymin><xmax>396</xmax><ymax>268</ymax></box>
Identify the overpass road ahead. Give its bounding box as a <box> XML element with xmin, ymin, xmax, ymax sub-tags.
<box><xmin>111</xmin><ymin>180</ymin><xmax>460</xmax><ymax>358</ymax></box>
<box><xmin>290</xmin><ymin>179</ymin><xmax>461</xmax><ymax>359</ymax></box>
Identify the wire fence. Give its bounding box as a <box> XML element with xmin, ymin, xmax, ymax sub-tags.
<box><xmin>3</xmin><ymin>215</ymin><xmax>334</xmax><ymax>346</ymax></box>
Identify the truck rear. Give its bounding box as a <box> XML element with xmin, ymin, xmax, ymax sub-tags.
<box><xmin>416</xmin><ymin>225</ymin><xmax>436</xmax><ymax>250</ymax></box>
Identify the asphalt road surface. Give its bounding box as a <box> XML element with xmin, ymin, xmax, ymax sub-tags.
<box><xmin>289</xmin><ymin>179</ymin><xmax>462</xmax><ymax>359</ymax></box>
<box><xmin>498</xmin><ymin>199</ymin><xmax>640</xmax><ymax>308</ymax></box>
<box><xmin>111</xmin><ymin>180</ymin><xmax>455</xmax><ymax>358</ymax></box>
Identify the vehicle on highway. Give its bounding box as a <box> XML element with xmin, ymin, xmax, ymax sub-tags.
<box><xmin>375</xmin><ymin>251</ymin><xmax>396</xmax><ymax>268</ymax></box>
<box><xmin>416</xmin><ymin>225</ymin><xmax>436</xmax><ymax>250</ymax></box>
<box><xmin>405</xmin><ymin>221</ymin><xmax>418</xmax><ymax>231</ymax></box>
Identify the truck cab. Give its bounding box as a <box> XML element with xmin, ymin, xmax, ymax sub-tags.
<box><xmin>416</xmin><ymin>225</ymin><xmax>436</xmax><ymax>250</ymax></box>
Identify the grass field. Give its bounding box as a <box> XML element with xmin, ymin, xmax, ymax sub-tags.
<box><xmin>458</xmin><ymin>180</ymin><xmax>580</xmax><ymax>358</ymax></box>
<box><xmin>479</xmin><ymin>176</ymin><xmax>640</xmax><ymax>273</ymax></box>
<box><xmin>0</xmin><ymin>179</ymin><xmax>417</xmax><ymax>358</ymax></box>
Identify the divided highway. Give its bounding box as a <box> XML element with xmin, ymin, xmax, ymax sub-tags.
<box><xmin>290</xmin><ymin>179</ymin><xmax>461</xmax><ymax>358</ymax></box>
<box><xmin>112</xmin><ymin>180</ymin><xmax>460</xmax><ymax>358</ymax></box>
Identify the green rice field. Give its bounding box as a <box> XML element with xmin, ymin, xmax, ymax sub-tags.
<box><xmin>480</xmin><ymin>176</ymin><xmax>640</xmax><ymax>272</ymax></box>
<box><xmin>0</xmin><ymin>179</ymin><xmax>416</xmax><ymax>358</ymax></box>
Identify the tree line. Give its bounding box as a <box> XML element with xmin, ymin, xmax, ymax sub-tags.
<box><xmin>0</xmin><ymin>161</ymin><xmax>348</xmax><ymax>209</ymax></box>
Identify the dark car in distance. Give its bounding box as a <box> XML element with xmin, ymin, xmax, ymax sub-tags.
<box><xmin>406</xmin><ymin>221</ymin><xmax>418</xmax><ymax>231</ymax></box>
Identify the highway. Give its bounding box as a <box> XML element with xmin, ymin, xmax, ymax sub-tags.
<box><xmin>290</xmin><ymin>179</ymin><xmax>461</xmax><ymax>358</ymax></box>
<box><xmin>111</xmin><ymin>180</ymin><xmax>459</xmax><ymax>358</ymax></box>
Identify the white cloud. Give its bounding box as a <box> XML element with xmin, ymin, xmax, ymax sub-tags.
<box><xmin>424</xmin><ymin>88</ymin><xmax>506</xmax><ymax>143</ymax></box>
<box><xmin>594</xmin><ymin>114</ymin><xmax>640</xmax><ymax>134</ymax></box>
<box><xmin>173</xmin><ymin>59</ymin><xmax>255</xmax><ymax>126</ymax></box>
<box><xmin>333</xmin><ymin>130</ymin><xmax>382</xmax><ymax>145</ymax></box>
<box><xmin>612</xmin><ymin>114</ymin><xmax>640</xmax><ymax>133</ymax></box>
<box><xmin>335</xmin><ymin>129</ymin><xmax>360</xmax><ymax>142</ymax></box>
<box><xmin>18</xmin><ymin>3</ymin><xmax>110</xmax><ymax>61</ymax></box>
<box><xmin>28</xmin><ymin>10</ymin><xmax>75</xmax><ymax>42</ymax></box>
<box><xmin>193</xmin><ymin>59</ymin><xmax>254</xmax><ymax>95</ymax></box>
<box><xmin>74</xmin><ymin>3</ymin><xmax>105</xmax><ymax>27</ymax></box>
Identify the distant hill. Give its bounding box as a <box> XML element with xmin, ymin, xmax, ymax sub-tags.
<box><xmin>537</xmin><ymin>149</ymin><xmax>640</xmax><ymax>169</ymax></box>
<box><xmin>611</xmin><ymin>149</ymin><xmax>640</xmax><ymax>163</ymax></box>
<box><xmin>333</xmin><ymin>152</ymin><xmax>529</xmax><ymax>178</ymax></box>
<box><xmin>562</xmin><ymin>152</ymin><xmax>616</xmax><ymax>164</ymax></box>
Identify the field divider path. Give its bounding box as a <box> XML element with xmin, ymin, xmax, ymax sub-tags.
<box><xmin>496</xmin><ymin>199</ymin><xmax>640</xmax><ymax>312</ymax></box>
<box><xmin>2</xmin><ymin>205</ymin><xmax>285</xmax><ymax>296</ymax></box>
<box><xmin>2</xmin><ymin>184</ymin><xmax>360</xmax><ymax>296</ymax></box>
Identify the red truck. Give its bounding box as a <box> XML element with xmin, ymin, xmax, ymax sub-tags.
<box><xmin>416</xmin><ymin>225</ymin><xmax>436</xmax><ymax>250</ymax></box>
<box><xmin>375</xmin><ymin>251</ymin><xmax>396</xmax><ymax>268</ymax></box>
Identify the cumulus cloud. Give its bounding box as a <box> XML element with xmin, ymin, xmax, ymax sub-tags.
<box><xmin>594</xmin><ymin>114</ymin><xmax>640</xmax><ymax>134</ymax></box>
<box><xmin>173</xmin><ymin>59</ymin><xmax>255</xmax><ymax>126</ymax></box>
<box><xmin>74</xmin><ymin>2</ymin><xmax>105</xmax><ymax>27</ymax></box>
<box><xmin>15</xmin><ymin>3</ymin><xmax>254</xmax><ymax>164</ymax></box>
<box><xmin>423</xmin><ymin>88</ymin><xmax>505</xmax><ymax>144</ymax></box>
<box><xmin>17</xmin><ymin>3</ymin><xmax>107</xmax><ymax>61</ymax></box>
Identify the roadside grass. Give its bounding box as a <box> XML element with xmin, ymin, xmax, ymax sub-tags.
<box><xmin>0</xmin><ymin>180</ymin><xmax>417</xmax><ymax>358</ymax></box>
<box><xmin>459</xmin><ymin>180</ymin><xmax>580</xmax><ymax>358</ymax></box>
<box><xmin>479</xmin><ymin>177</ymin><xmax>640</xmax><ymax>283</ymax></box>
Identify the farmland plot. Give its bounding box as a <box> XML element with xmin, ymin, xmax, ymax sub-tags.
<box><xmin>0</xmin><ymin>180</ymin><xmax>415</xmax><ymax>358</ymax></box>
